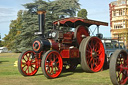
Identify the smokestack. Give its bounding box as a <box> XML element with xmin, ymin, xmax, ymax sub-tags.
<box><xmin>36</xmin><ymin>10</ymin><xmax>46</xmax><ymax>37</ymax></box>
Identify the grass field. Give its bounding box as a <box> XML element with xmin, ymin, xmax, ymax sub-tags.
<box><xmin>0</xmin><ymin>53</ymin><xmax>112</xmax><ymax>85</ymax></box>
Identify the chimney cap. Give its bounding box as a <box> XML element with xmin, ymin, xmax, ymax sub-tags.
<box><xmin>37</xmin><ymin>9</ymin><xmax>46</xmax><ymax>14</ymax></box>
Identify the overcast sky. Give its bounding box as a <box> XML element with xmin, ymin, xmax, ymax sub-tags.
<box><xmin>0</xmin><ymin>0</ymin><xmax>115</xmax><ymax>39</ymax></box>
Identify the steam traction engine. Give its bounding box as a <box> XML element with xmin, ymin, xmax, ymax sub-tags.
<box><xmin>18</xmin><ymin>10</ymin><xmax>108</xmax><ymax>79</ymax></box>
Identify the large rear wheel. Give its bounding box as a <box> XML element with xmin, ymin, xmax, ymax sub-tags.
<box><xmin>79</xmin><ymin>36</ymin><xmax>105</xmax><ymax>72</ymax></box>
<box><xmin>18</xmin><ymin>50</ymin><xmax>39</xmax><ymax>76</ymax></box>
<box><xmin>109</xmin><ymin>49</ymin><xmax>128</xmax><ymax>85</ymax></box>
<box><xmin>41</xmin><ymin>50</ymin><xmax>63</xmax><ymax>79</ymax></box>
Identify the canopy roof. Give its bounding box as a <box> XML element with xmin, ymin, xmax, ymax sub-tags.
<box><xmin>53</xmin><ymin>17</ymin><xmax>108</xmax><ymax>28</ymax></box>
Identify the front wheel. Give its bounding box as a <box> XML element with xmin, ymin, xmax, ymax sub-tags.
<box><xmin>18</xmin><ymin>50</ymin><xmax>39</xmax><ymax>76</ymax></box>
<box><xmin>41</xmin><ymin>50</ymin><xmax>63</xmax><ymax>79</ymax></box>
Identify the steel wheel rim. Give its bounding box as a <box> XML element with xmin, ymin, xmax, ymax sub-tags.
<box><xmin>116</xmin><ymin>53</ymin><xmax>128</xmax><ymax>84</ymax></box>
<box><xmin>86</xmin><ymin>37</ymin><xmax>104</xmax><ymax>72</ymax></box>
<box><xmin>21</xmin><ymin>51</ymin><xmax>38</xmax><ymax>76</ymax></box>
<box><xmin>44</xmin><ymin>51</ymin><xmax>63</xmax><ymax>78</ymax></box>
<box><xmin>75</xmin><ymin>25</ymin><xmax>89</xmax><ymax>45</ymax></box>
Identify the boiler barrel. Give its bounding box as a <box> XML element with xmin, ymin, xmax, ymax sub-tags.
<box><xmin>32</xmin><ymin>37</ymin><xmax>50</xmax><ymax>53</ymax></box>
<box><xmin>32</xmin><ymin>38</ymin><xmax>59</xmax><ymax>53</ymax></box>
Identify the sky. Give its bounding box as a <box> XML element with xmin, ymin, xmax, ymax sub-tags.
<box><xmin>0</xmin><ymin>0</ymin><xmax>115</xmax><ymax>39</ymax></box>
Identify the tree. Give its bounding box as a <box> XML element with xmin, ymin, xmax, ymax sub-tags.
<box><xmin>50</xmin><ymin>0</ymin><xmax>80</xmax><ymax>18</ymax></box>
<box><xmin>0</xmin><ymin>40</ymin><xmax>3</xmax><ymax>47</ymax></box>
<box><xmin>3</xmin><ymin>0</ymin><xmax>81</xmax><ymax>52</ymax></box>
<box><xmin>77</xmin><ymin>9</ymin><xmax>88</xmax><ymax>19</ymax></box>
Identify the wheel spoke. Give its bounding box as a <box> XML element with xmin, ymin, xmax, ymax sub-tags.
<box><xmin>25</xmin><ymin>66</ymin><xmax>29</xmax><ymax>72</ymax></box>
<box><xmin>90</xmin><ymin>59</ymin><xmax>95</xmax><ymax>70</ymax></box>
<box><xmin>116</xmin><ymin>65</ymin><xmax>120</xmax><ymax>71</ymax></box>
<box><xmin>88</xmin><ymin>57</ymin><xmax>93</xmax><ymax>65</ymax></box>
<box><xmin>26</xmin><ymin>53</ymin><xmax>30</xmax><ymax>60</ymax></box>
<box><xmin>55</xmin><ymin>67</ymin><xmax>57</xmax><ymax>72</ymax></box>
<box><xmin>45</xmin><ymin>61</ymin><xmax>49</xmax><ymax>66</ymax></box>
<box><xmin>94</xmin><ymin>42</ymin><xmax>98</xmax><ymax>50</ymax></box>
<box><xmin>50</xmin><ymin>66</ymin><xmax>54</xmax><ymax>74</ymax></box>
<box><xmin>30</xmin><ymin>66</ymin><xmax>33</xmax><ymax>72</ymax></box>
<box><xmin>97</xmin><ymin>50</ymin><xmax>102</xmax><ymax>56</ymax></box>
<box><xmin>90</xmin><ymin>41</ymin><xmax>94</xmax><ymax>50</ymax></box>
<box><xmin>31</xmin><ymin>62</ymin><xmax>36</xmax><ymax>65</ymax></box>
<box><xmin>48</xmin><ymin>55</ymin><xmax>52</xmax><ymax>60</ymax></box>
<box><xmin>86</xmin><ymin>50</ymin><xmax>92</xmax><ymax>54</ymax></box>
<box><xmin>46</xmin><ymin>66</ymin><xmax>50</xmax><ymax>71</ymax></box>
<box><xmin>94</xmin><ymin>58</ymin><xmax>98</xmax><ymax>65</ymax></box>
<box><xmin>22</xmin><ymin>64</ymin><xmax>27</xmax><ymax>68</ymax></box>
<box><xmin>88</xmin><ymin>43</ymin><xmax>93</xmax><ymax>50</ymax></box>
<box><xmin>117</xmin><ymin>71</ymin><xmax>122</xmax><ymax>79</ymax></box>
<box><xmin>53</xmin><ymin>54</ymin><xmax>56</xmax><ymax>62</ymax></box>
<box><xmin>23</xmin><ymin>57</ymin><xmax>27</xmax><ymax>62</ymax></box>
<box><xmin>22</xmin><ymin>62</ymin><xmax>26</xmax><ymax>65</ymax></box>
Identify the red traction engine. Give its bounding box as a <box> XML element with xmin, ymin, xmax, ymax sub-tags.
<box><xmin>109</xmin><ymin>49</ymin><xmax>128</xmax><ymax>85</ymax></box>
<box><xmin>18</xmin><ymin>10</ymin><xmax>108</xmax><ymax>79</ymax></box>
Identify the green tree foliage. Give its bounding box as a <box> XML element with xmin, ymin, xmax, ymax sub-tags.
<box><xmin>3</xmin><ymin>0</ymin><xmax>80</xmax><ymax>52</ymax></box>
<box><xmin>0</xmin><ymin>40</ymin><xmax>3</xmax><ymax>47</ymax></box>
<box><xmin>2</xmin><ymin>10</ymin><xmax>23</xmax><ymax>51</ymax></box>
<box><xmin>50</xmin><ymin>0</ymin><xmax>80</xmax><ymax>18</ymax></box>
<box><xmin>77</xmin><ymin>9</ymin><xmax>88</xmax><ymax>19</ymax></box>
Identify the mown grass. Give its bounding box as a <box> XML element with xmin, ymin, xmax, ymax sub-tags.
<box><xmin>0</xmin><ymin>53</ymin><xmax>112</xmax><ymax>85</ymax></box>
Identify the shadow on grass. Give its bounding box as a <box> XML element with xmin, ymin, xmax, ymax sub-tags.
<box><xmin>34</xmin><ymin>72</ymin><xmax>74</xmax><ymax>78</ymax></box>
<box><xmin>59</xmin><ymin>67</ymin><xmax>84</xmax><ymax>78</ymax></box>
<box><xmin>31</xmin><ymin>66</ymin><xmax>109</xmax><ymax>78</ymax></box>
<box><xmin>62</xmin><ymin>67</ymin><xmax>84</xmax><ymax>73</ymax></box>
<box><xmin>34</xmin><ymin>67</ymin><xmax>84</xmax><ymax>78</ymax></box>
<box><xmin>59</xmin><ymin>72</ymin><xmax>74</xmax><ymax>78</ymax></box>
<box><xmin>34</xmin><ymin>66</ymin><xmax>109</xmax><ymax>78</ymax></box>
<box><xmin>0</xmin><ymin>61</ymin><xmax>9</xmax><ymax>64</ymax></box>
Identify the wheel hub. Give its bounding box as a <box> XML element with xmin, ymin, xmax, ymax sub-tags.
<box><xmin>92</xmin><ymin>50</ymin><xmax>97</xmax><ymax>58</ymax></box>
<box><xmin>27</xmin><ymin>61</ymin><xmax>31</xmax><ymax>66</ymax></box>
<box><xmin>52</xmin><ymin>62</ymin><xmax>57</xmax><ymax>67</ymax></box>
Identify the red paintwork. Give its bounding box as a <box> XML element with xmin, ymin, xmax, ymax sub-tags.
<box><xmin>38</xmin><ymin>51</ymin><xmax>43</xmax><ymax>67</ymax></box>
<box><xmin>85</xmin><ymin>37</ymin><xmax>105</xmax><ymax>72</ymax></box>
<box><xmin>49</xmin><ymin>39</ymin><xmax>59</xmax><ymax>50</ymax></box>
<box><xmin>60</xmin><ymin>49</ymin><xmax>70</xmax><ymax>58</ymax></box>
<box><xmin>76</xmin><ymin>25</ymin><xmax>89</xmax><ymax>45</ymax></box>
<box><xmin>63</xmin><ymin>32</ymin><xmax>74</xmax><ymax>44</ymax></box>
<box><xmin>70</xmin><ymin>48</ymin><xmax>79</xmax><ymax>58</ymax></box>
<box><xmin>53</xmin><ymin>17</ymin><xmax>108</xmax><ymax>27</ymax></box>
<box><xmin>33</xmin><ymin>41</ymin><xmax>41</xmax><ymax>51</ymax></box>
<box><xmin>44</xmin><ymin>51</ymin><xmax>63</xmax><ymax>78</ymax></box>
<box><xmin>115</xmin><ymin>55</ymin><xmax>128</xmax><ymax>84</ymax></box>
<box><xmin>60</xmin><ymin>48</ymin><xmax>79</xmax><ymax>58</ymax></box>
